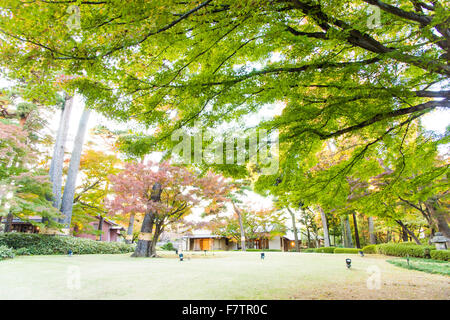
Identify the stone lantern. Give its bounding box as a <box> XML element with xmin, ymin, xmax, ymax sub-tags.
<box><xmin>430</xmin><ymin>232</ymin><xmax>449</xmax><ymax>250</ymax></box>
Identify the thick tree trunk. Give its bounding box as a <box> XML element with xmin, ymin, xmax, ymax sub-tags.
<box><xmin>4</xmin><ymin>213</ymin><xmax>13</xmax><ymax>232</ymax></box>
<box><xmin>126</xmin><ymin>213</ymin><xmax>135</xmax><ymax>244</ymax></box>
<box><xmin>232</xmin><ymin>202</ymin><xmax>246</xmax><ymax>251</ymax></box>
<box><xmin>435</xmin><ymin>214</ymin><xmax>450</xmax><ymax>239</ymax></box>
<box><xmin>342</xmin><ymin>215</ymin><xmax>353</xmax><ymax>248</ymax></box>
<box><xmin>401</xmin><ymin>226</ymin><xmax>408</xmax><ymax>242</ymax></box>
<box><xmin>132</xmin><ymin>183</ymin><xmax>162</xmax><ymax>257</ymax></box>
<box><xmin>49</xmin><ymin>95</ymin><xmax>73</xmax><ymax>210</ymax></box>
<box><xmin>319</xmin><ymin>207</ymin><xmax>330</xmax><ymax>247</ymax></box>
<box><xmin>425</xmin><ymin>200</ymin><xmax>450</xmax><ymax>239</ymax></box>
<box><xmin>132</xmin><ymin>212</ymin><xmax>155</xmax><ymax>257</ymax></box>
<box><xmin>368</xmin><ymin>216</ymin><xmax>377</xmax><ymax>244</ymax></box>
<box><xmin>352</xmin><ymin>211</ymin><xmax>361</xmax><ymax>248</ymax></box>
<box><xmin>60</xmin><ymin>108</ymin><xmax>91</xmax><ymax>232</ymax></box>
<box><xmin>286</xmin><ymin>207</ymin><xmax>300</xmax><ymax>252</ymax></box>
<box><xmin>386</xmin><ymin>229</ymin><xmax>391</xmax><ymax>242</ymax></box>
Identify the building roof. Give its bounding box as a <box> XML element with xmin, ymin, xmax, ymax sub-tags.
<box><xmin>182</xmin><ymin>234</ymin><xmax>223</xmax><ymax>239</ymax></box>
<box><xmin>283</xmin><ymin>231</ymin><xmax>324</xmax><ymax>241</ymax></box>
<box><xmin>5</xmin><ymin>215</ymin><xmax>125</xmax><ymax>231</ymax></box>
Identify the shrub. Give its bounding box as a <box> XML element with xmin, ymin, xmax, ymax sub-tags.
<box><xmin>430</xmin><ymin>250</ymin><xmax>450</xmax><ymax>262</ymax></box>
<box><xmin>375</xmin><ymin>242</ymin><xmax>436</xmax><ymax>258</ymax></box>
<box><xmin>14</xmin><ymin>247</ymin><xmax>32</xmax><ymax>256</ymax></box>
<box><xmin>362</xmin><ymin>245</ymin><xmax>377</xmax><ymax>254</ymax></box>
<box><xmin>315</xmin><ymin>247</ymin><xmax>335</xmax><ymax>253</ymax></box>
<box><xmin>302</xmin><ymin>248</ymin><xmax>316</xmax><ymax>253</ymax></box>
<box><xmin>246</xmin><ymin>248</ymin><xmax>281</xmax><ymax>252</ymax></box>
<box><xmin>0</xmin><ymin>245</ymin><xmax>14</xmax><ymax>260</ymax></box>
<box><xmin>0</xmin><ymin>233</ymin><xmax>135</xmax><ymax>255</ymax></box>
<box><xmin>160</xmin><ymin>242</ymin><xmax>175</xmax><ymax>251</ymax></box>
<box><xmin>334</xmin><ymin>248</ymin><xmax>360</xmax><ymax>254</ymax></box>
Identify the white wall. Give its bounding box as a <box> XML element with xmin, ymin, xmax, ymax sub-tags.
<box><xmin>269</xmin><ymin>236</ymin><xmax>281</xmax><ymax>250</ymax></box>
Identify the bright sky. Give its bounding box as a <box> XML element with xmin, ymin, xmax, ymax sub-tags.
<box><xmin>1</xmin><ymin>77</ymin><xmax>449</xmax><ymax>227</ymax></box>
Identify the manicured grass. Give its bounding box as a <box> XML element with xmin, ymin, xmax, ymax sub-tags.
<box><xmin>0</xmin><ymin>251</ymin><xmax>449</xmax><ymax>299</ymax></box>
<box><xmin>387</xmin><ymin>257</ymin><xmax>450</xmax><ymax>276</ymax></box>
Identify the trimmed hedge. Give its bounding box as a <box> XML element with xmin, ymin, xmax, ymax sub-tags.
<box><xmin>315</xmin><ymin>247</ymin><xmax>335</xmax><ymax>253</ymax></box>
<box><xmin>362</xmin><ymin>245</ymin><xmax>377</xmax><ymax>254</ymax></box>
<box><xmin>0</xmin><ymin>245</ymin><xmax>14</xmax><ymax>260</ymax></box>
<box><xmin>302</xmin><ymin>248</ymin><xmax>315</xmax><ymax>253</ymax></box>
<box><xmin>375</xmin><ymin>242</ymin><xmax>435</xmax><ymax>258</ymax></box>
<box><xmin>0</xmin><ymin>233</ymin><xmax>135</xmax><ymax>255</ymax></box>
<box><xmin>246</xmin><ymin>248</ymin><xmax>282</xmax><ymax>252</ymax></box>
<box><xmin>334</xmin><ymin>248</ymin><xmax>360</xmax><ymax>254</ymax></box>
<box><xmin>430</xmin><ymin>250</ymin><xmax>450</xmax><ymax>261</ymax></box>
<box><xmin>160</xmin><ymin>242</ymin><xmax>175</xmax><ymax>251</ymax></box>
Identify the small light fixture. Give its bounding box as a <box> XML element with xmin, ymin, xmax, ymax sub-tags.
<box><xmin>359</xmin><ymin>250</ymin><xmax>364</xmax><ymax>257</ymax></box>
<box><xmin>261</xmin><ymin>252</ymin><xmax>265</xmax><ymax>260</ymax></box>
<box><xmin>179</xmin><ymin>253</ymin><xmax>184</xmax><ymax>261</ymax></box>
<box><xmin>68</xmin><ymin>249</ymin><xmax>73</xmax><ymax>257</ymax></box>
<box><xmin>346</xmin><ymin>258</ymin><xmax>351</xmax><ymax>269</ymax></box>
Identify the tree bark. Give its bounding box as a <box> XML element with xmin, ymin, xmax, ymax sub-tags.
<box><xmin>232</xmin><ymin>202</ymin><xmax>246</xmax><ymax>251</ymax></box>
<box><xmin>396</xmin><ymin>220</ymin><xmax>421</xmax><ymax>244</ymax></box>
<box><xmin>132</xmin><ymin>212</ymin><xmax>154</xmax><ymax>257</ymax></box>
<box><xmin>98</xmin><ymin>216</ymin><xmax>103</xmax><ymax>241</ymax></box>
<box><xmin>425</xmin><ymin>199</ymin><xmax>450</xmax><ymax>239</ymax></box>
<box><xmin>4</xmin><ymin>213</ymin><xmax>13</xmax><ymax>232</ymax></box>
<box><xmin>49</xmin><ymin>95</ymin><xmax>73</xmax><ymax>210</ymax></box>
<box><xmin>342</xmin><ymin>215</ymin><xmax>353</xmax><ymax>248</ymax></box>
<box><xmin>60</xmin><ymin>108</ymin><xmax>91</xmax><ymax>232</ymax></box>
<box><xmin>319</xmin><ymin>207</ymin><xmax>330</xmax><ymax>247</ymax></box>
<box><xmin>435</xmin><ymin>214</ymin><xmax>450</xmax><ymax>239</ymax></box>
<box><xmin>132</xmin><ymin>183</ymin><xmax>162</xmax><ymax>257</ymax></box>
<box><xmin>286</xmin><ymin>207</ymin><xmax>300</xmax><ymax>252</ymax></box>
<box><xmin>352</xmin><ymin>211</ymin><xmax>361</xmax><ymax>248</ymax></box>
<box><xmin>368</xmin><ymin>216</ymin><xmax>377</xmax><ymax>244</ymax></box>
<box><xmin>126</xmin><ymin>213</ymin><xmax>135</xmax><ymax>244</ymax></box>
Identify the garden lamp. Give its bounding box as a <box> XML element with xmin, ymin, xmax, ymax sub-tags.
<box><xmin>179</xmin><ymin>253</ymin><xmax>184</xmax><ymax>261</ymax></box>
<box><xmin>261</xmin><ymin>252</ymin><xmax>265</xmax><ymax>260</ymax></box>
<box><xmin>345</xmin><ymin>258</ymin><xmax>351</xmax><ymax>269</ymax></box>
<box><xmin>359</xmin><ymin>251</ymin><xmax>364</xmax><ymax>257</ymax></box>
<box><xmin>68</xmin><ymin>249</ymin><xmax>73</xmax><ymax>257</ymax></box>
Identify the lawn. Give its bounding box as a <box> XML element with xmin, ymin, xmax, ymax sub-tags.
<box><xmin>0</xmin><ymin>251</ymin><xmax>449</xmax><ymax>300</ymax></box>
<box><xmin>387</xmin><ymin>257</ymin><xmax>450</xmax><ymax>276</ymax></box>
